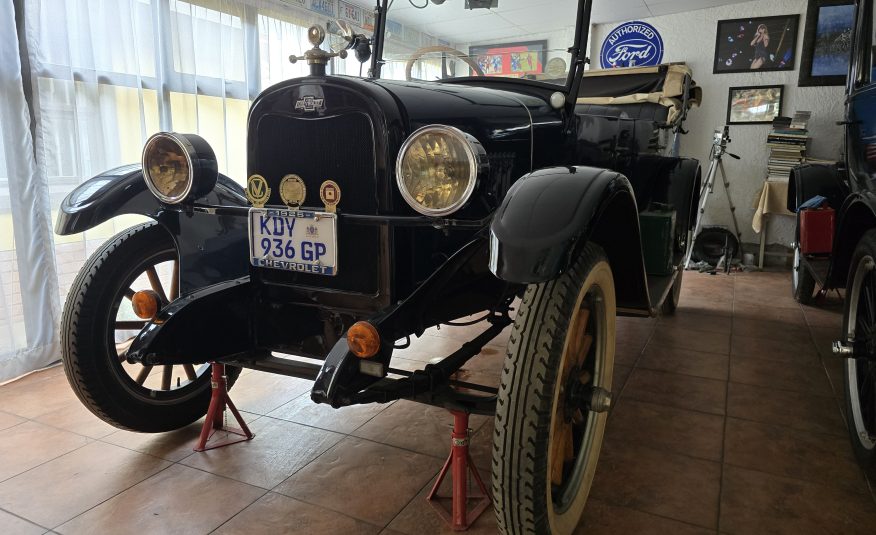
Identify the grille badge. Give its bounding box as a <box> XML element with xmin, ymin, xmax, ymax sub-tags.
<box><xmin>279</xmin><ymin>174</ymin><xmax>307</xmax><ymax>207</ymax></box>
<box><xmin>295</xmin><ymin>96</ymin><xmax>325</xmax><ymax>112</ymax></box>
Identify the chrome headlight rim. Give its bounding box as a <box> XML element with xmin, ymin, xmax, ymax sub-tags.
<box><xmin>395</xmin><ymin>124</ymin><xmax>484</xmax><ymax>217</ymax></box>
<box><xmin>142</xmin><ymin>132</ymin><xmax>196</xmax><ymax>205</ymax></box>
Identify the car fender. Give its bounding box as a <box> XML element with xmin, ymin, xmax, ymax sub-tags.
<box><xmin>828</xmin><ymin>192</ymin><xmax>876</xmax><ymax>288</ymax></box>
<box><xmin>786</xmin><ymin>163</ymin><xmax>847</xmax><ymax>213</ymax></box>
<box><xmin>56</xmin><ymin>165</ymin><xmax>250</xmax><ymax>295</ymax></box>
<box><xmin>489</xmin><ymin>166</ymin><xmax>650</xmax><ymax>311</ymax></box>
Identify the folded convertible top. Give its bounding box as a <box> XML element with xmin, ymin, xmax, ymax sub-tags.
<box><xmin>576</xmin><ymin>63</ymin><xmax>702</xmax><ymax>125</ymax></box>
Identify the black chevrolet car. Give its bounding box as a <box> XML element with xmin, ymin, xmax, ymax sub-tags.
<box><xmin>56</xmin><ymin>1</ymin><xmax>701</xmax><ymax>532</ymax></box>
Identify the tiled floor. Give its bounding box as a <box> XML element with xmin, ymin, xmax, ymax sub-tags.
<box><xmin>1</xmin><ymin>270</ymin><xmax>875</xmax><ymax>534</ymax></box>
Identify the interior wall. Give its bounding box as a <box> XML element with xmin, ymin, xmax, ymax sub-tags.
<box><xmin>589</xmin><ymin>0</ymin><xmax>846</xmax><ymax>247</ymax></box>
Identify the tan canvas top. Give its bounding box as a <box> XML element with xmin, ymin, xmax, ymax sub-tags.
<box><xmin>576</xmin><ymin>63</ymin><xmax>701</xmax><ymax>124</ymax></box>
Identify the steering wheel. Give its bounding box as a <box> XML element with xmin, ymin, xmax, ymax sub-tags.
<box><xmin>405</xmin><ymin>45</ymin><xmax>485</xmax><ymax>81</ymax></box>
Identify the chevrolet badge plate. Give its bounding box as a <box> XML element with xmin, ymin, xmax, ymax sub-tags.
<box><xmin>248</xmin><ymin>208</ymin><xmax>337</xmax><ymax>276</ymax></box>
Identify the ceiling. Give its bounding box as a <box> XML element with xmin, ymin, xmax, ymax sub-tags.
<box><xmin>384</xmin><ymin>0</ymin><xmax>753</xmax><ymax>44</ymax></box>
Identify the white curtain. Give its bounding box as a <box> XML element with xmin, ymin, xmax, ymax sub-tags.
<box><xmin>0</xmin><ymin>0</ymin><xmax>60</xmax><ymax>380</ymax></box>
<box><xmin>0</xmin><ymin>0</ymin><xmax>339</xmax><ymax>382</ymax></box>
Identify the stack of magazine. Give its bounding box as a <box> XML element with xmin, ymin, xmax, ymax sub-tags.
<box><xmin>766</xmin><ymin>112</ymin><xmax>810</xmax><ymax>180</ymax></box>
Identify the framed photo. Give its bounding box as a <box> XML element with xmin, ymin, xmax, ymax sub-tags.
<box><xmin>798</xmin><ymin>0</ymin><xmax>855</xmax><ymax>86</ymax></box>
<box><xmin>469</xmin><ymin>40</ymin><xmax>547</xmax><ymax>77</ymax></box>
<box><xmin>726</xmin><ymin>85</ymin><xmax>784</xmax><ymax>125</ymax></box>
<box><xmin>713</xmin><ymin>15</ymin><xmax>800</xmax><ymax>73</ymax></box>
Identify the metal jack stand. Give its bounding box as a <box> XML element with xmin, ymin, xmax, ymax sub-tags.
<box><xmin>194</xmin><ymin>362</ymin><xmax>254</xmax><ymax>452</ymax></box>
<box><xmin>685</xmin><ymin>126</ymin><xmax>745</xmax><ymax>270</ymax></box>
<box><xmin>427</xmin><ymin>410</ymin><xmax>491</xmax><ymax>531</ymax></box>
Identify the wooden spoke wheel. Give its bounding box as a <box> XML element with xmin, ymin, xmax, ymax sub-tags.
<box><xmin>492</xmin><ymin>242</ymin><xmax>615</xmax><ymax>534</ymax></box>
<box><xmin>61</xmin><ymin>222</ymin><xmax>238</xmax><ymax>433</ymax></box>
<box><xmin>843</xmin><ymin>230</ymin><xmax>876</xmax><ymax>475</ymax></box>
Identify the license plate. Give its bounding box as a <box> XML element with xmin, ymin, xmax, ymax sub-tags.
<box><xmin>248</xmin><ymin>208</ymin><xmax>338</xmax><ymax>276</ymax></box>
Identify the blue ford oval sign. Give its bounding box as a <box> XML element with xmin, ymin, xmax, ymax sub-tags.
<box><xmin>600</xmin><ymin>20</ymin><xmax>664</xmax><ymax>69</ymax></box>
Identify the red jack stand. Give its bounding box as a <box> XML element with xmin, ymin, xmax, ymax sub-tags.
<box><xmin>427</xmin><ymin>410</ymin><xmax>491</xmax><ymax>531</ymax></box>
<box><xmin>194</xmin><ymin>362</ymin><xmax>254</xmax><ymax>452</ymax></box>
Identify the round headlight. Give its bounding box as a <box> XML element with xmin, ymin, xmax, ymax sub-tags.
<box><xmin>396</xmin><ymin>125</ymin><xmax>486</xmax><ymax>217</ymax></box>
<box><xmin>142</xmin><ymin>132</ymin><xmax>217</xmax><ymax>204</ymax></box>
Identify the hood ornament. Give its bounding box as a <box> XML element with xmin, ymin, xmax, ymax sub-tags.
<box><xmin>289</xmin><ymin>26</ymin><xmax>347</xmax><ymax>77</ymax></box>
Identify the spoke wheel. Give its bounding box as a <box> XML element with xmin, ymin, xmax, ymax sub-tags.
<box><xmin>493</xmin><ymin>242</ymin><xmax>615</xmax><ymax>534</ymax></box>
<box><xmin>61</xmin><ymin>222</ymin><xmax>239</xmax><ymax>433</ymax></box>
<box><xmin>843</xmin><ymin>237</ymin><xmax>876</xmax><ymax>474</ymax></box>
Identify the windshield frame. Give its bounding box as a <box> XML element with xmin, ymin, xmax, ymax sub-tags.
<box><xmin>368</xmin><ymin>0</ymin><xmax>592</xmax><ymax>102</ymax></box>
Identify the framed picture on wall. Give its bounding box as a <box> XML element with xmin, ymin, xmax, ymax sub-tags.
<box><xmin>713</xmin><ymin>14</ymin><xmax>800</xmax><ymax>73</ymax></box>
<box><xmin>469</xmin><ymin>40</ymin><xmax>547</xmax><ymax>77</ymax></box>
<box><xmin>726</xmin><ymin>85</ymin><xmax>784</xmax><ymax>125</ymax></box>
<box><xmin>798</xmin><ymin>0</ymin><xmax>855</xmax><ymax>86</ymax></box>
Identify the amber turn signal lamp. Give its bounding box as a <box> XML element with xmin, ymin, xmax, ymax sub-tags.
<box><xmin>348</xmin><ymin>321</ymin><xmax>380</xmax><ymax>358</ymax></box>
<box><xmin>131</xmin><ymin>290</ymin><xmax>161</xmax><ymax>320</ymax></box>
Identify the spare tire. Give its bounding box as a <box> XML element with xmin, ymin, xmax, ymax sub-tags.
<box><xmin>692</xmin><ymin>226</ymin><xmax>739</xmax><ymax>265</ymax></box>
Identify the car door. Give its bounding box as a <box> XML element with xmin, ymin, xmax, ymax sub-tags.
<box><xmin>846</xmin><ymin>0</ymin><xmax>876</xmax><ymax>187</ymax></box>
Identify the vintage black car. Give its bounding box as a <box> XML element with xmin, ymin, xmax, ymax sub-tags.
<box><xmin>789</xmin><ymin>0</ymin><xmax>876</xmax><ymax>477</ymax></box>
<box><xmin>55</xmin><ymin>1</ymin><xmax>702</xmax><ymax>532</ymax></box>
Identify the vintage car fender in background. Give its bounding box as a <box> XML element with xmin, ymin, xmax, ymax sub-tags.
<box><xmin>490</xmin><ymin>158</ymin><xmax>701</xmax><ymax>313</ymax></box>
<box><xmin>55</xmin><ymin>165</ymin><xmax>250</xmax><ymax>294</ymax></box>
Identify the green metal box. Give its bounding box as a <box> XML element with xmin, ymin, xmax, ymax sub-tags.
<box><xmin>639</xmin><ymin>208</ymin><xmax>676</xmax><ymax>276</ymax></box>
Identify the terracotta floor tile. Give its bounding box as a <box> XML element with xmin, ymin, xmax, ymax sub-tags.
<box><xmin>213</xmin><ymin>492</ymin><xmax>380</xmax><ymax>535</ymax></box>
<box><xmin>731</xmin><ymin>317</ymin><xmax>810</xmax><ymax>343</ymax></box>
<box><xmin>386</xmin><ymin>472</ymin><xmax>497</xmax><ymax>535</ymax></box>
<box><xmin>0</xmin><ymin>374</ymin><xmax>80</xmax><ymax>419</ymax></box>
<box><xmin>616</xmin><ymin>319</ymin><xmax>655</xmax><ymax>347</ymax></box>
<box><xmin>730</xmin><ymin>334</ymin><xmax>819</xmax><ymax>364</ymax></box>
<box><xmin>181</xmin><ymin>416</ymin><xmax>342</xmax><ymax>489</ymax></box>
<box><xmin>590</xmin><ymin>440</ymin><xmax>721</xmax><ymax>529</ymax></box>
<box><xmin>606</xmin><ymin>399</ymin><xmax>724</xmax><ymax>461</ymax></box>
<box><xmin>727</xmin><ymin>382</ymin><xmax>847</xmax><ymax>437</ymax></box>
<box><xmin>467</xmin><ymin>417</ymin><xmax>494</xmax><ymax>471</ymax></box>
<box><xmin>821</xmin><ymin>357</ymin><xmax>846</xmax><ymax>398</ymax></box>
<box><xmin>268</xmin><ymin>392</ymin><xmax>390</xmax><ymax>434</ymax></box>
<box><xmin>229</xmin><ymin>371</ymin><xmax>312</xmax><ymax>416</ymax></box>
<box><xmin>729</xmin><ymin>357</ymin><xmax>833</xmax><ymax>395</ymax></box>
<box><xmin>734</xmin><ymin>292</ymin><xmax>800</xmax><ymax>310</ymax></box>
<box><xmin>615</xmin><ymin>341</ymin><xmax>643</xmax><ymax>366</ymax></box>
<box><xmin>0</xmin><ymin>421</ymin><xmax>90</xmax><ymax>482</ymax></box>
<box><xmin>612</xmin><ymin>364</ymin><xmax>633</xmax><ymax>393</ymax></box>
<box><xmin>637</xmin><ymin>345</ymin><xmax>729</xmax><ymax>381</ymax></box>
<box><xmin>0</xmin><ymin>411</ymin><xmax>24</xmax><ymax>431</ymax></box>
<box><xmin>648</xmin><ymin>327</ymin><xmax>730</xmax><ymax>355</ymax></box>
<box><xmin>0</xmin><ymin>509</ymin><xmax>45</xmax><ymax>535</ymax></box>
<box><xmin>723</xmin><ymin>417</ymin><xmax>867</xmax><ymax>495</ymax></box>
<box><xmin>354</xmin><ymin>400</ymin><xmax>490</xmax><ymax>459</ymax></box>
<box><xmin>422</xmin><ymin>315</ymin><xmax>512</xmax><ymax>349</ymax></box>
<box><xmin>55</xmin><ymin>464</ymin><xmax>264</xmax><ymax>535</ymax></box>
<box><xmin>733</xmin><ymin>302</ymin><xmax>806</xmax><ymax>326</ymax></box>
<box><xmin>101</xmin><ymin>419</ymin><xmax>232</xmax><ymax>462</ymax></box>
<box><xmin>0</xmin><ymin>365</ymin><xmax>64</xmax><ymax>388</ymax></box>
<box><xmin>801</xmin><ymin>304</ymin><xmax>844</xmax><ymax>329</ymax></box>
<box><xmin>622</xmin><ymin>368</ymin><xmax>726</xmax><ymax>415</ymax></box>
<box><xmin>0</xmin><ymin>441</ymin><xmax>170</xmax><ymax>528</ymax></box>
<box><xmin>657</xmin><ymin>310</ymin><xmax>732</xmax><ymax>334</ymax></box>
<box><xmin>393</xmin><ymin>334</ymin><xmax>472</xmax><ymax>363</ymax></box>
<box><xmin>719</xmin><ymin>465</ymin><xmax>876</xmax><ymax>534</ymax></box>
<box><xmin>32</xmin><ymin>401</ymin><xmax>117</xmax><ymax>439</ymax></box>
<box><xmin>274</xmin><ymin>437</ymin><xmax>443</xmax><ymax>526</ymax></box>
<box><xmin>675</xmin><ymin>296</ymin><xmax>732</xmax><ymax>317</ymax></box>
<box><xmin>576</xmin><ymin>498</ymin><xmax>715</xmax><ymax>535</ymax></box>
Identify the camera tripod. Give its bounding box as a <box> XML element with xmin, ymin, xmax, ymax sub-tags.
<box><xmin>684</xmin><ymin>126</ymin><xmax>745</xmax><ymax>271</ymax></box>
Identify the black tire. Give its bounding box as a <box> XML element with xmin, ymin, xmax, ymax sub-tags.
<box><xmin>841</xmin><ymin>230</ymin><xmax>876</xmax><ymax>476</ymax></box>
<box><xmin>661</xmin><ymin>270</ymin><xmax>683</xmax><ymax>315</ymax></box>
<box><xmin>792</xmin><ymin>245</ymin><xmax>817</xmax><ymax>304</ymax></box>
<box><xmin>492</xmin><ymin>242</ymin><xmax>615</xmax><ymax>534</ymax></box>
<box><xmin>61</xmin><ymin>222</ymin><xmax>239</xmax><ymax>433</ymax></box>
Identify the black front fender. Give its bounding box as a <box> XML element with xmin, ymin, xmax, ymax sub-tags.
<box><xmin>489</xmin><ymin>166</ymin><xmax>650</xmax><ymax>311</ymax></box>
<box><xmin>56</xmin><ymin>165</ymin><xmax>250</xmax><ymax>295</ymax></box>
